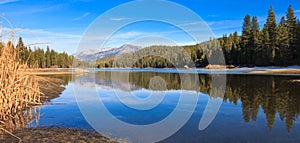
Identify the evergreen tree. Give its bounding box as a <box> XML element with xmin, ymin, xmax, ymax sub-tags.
<box><xmin>241</xmin><ymin>14</ymin><xmax>252</xmax><ymax>65</ymax></box>
<box><xmin>8</xmin><ymin>5</ymin><xmax>300</xmax><ymax>69</ymax></box>
<box><xmin>260</xmin><ymin>26</ymin><xmax>271</xmax><ymax>66</ymax></box>
<box><xmin>276</xmin><ymin>17</ymin><xmax>290</xmax><ymax>65</ymax></box>
<box><xmin>250</xmin><ymin>16</ymin><xmax>261</xmax><ymax>65</ymax></box>
<box><xmin>264</xmin><ymin>5</ymin><xmax>277</xmax><ymax>64</ymax></box>
<box><xmin>36</xmin><ymin>48</ymin><xmax>45</xmax><ymax>68</ymax></box>
<box><xmin>50</xmin><ymin>49</ymin><xmax>57</xmax><ymax>67</ymax></box>
<box><xmin>28</xmin><ymin>47</ymin><xmax>35</xmax><ymax>68</ymax></box>
<box><xmin>231</xmin><ymin>31</ymin><xmax>240</xmax><ymax>65</ymax></box>
<box><xmin>286</xmin><ymin>5</ymin><xmax>298</xmax><ymax>64</ymax></box>
<box><xmin>45</xmin><ymin>46</ymin><xmax>51</xmax><ymax>68</ymax></box>
<box><xmin>16</xmin><ymin>37</ymin><xmax>26</xmax><ymax>63</ymax></box>
<box><xmin>297</xmin><ymin>20</ymin><xmax>300</xmax><ymax>64</ymax></box>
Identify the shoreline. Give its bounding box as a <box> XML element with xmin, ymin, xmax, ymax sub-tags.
<box><xmin>25</xmin><ymin>67</ymin><xmax>300</xmax><ymax>75</ymax></box>
<box><xmin>248</xmin><ymin>69</ymin><xmax>300</xmax><ymax>75</ymax></box>
<box><xmin>0</xmin><ymin>127</ymin><xmax>117</xmax><ymax>143</ymax></box>
<box><xmin>24</xmin><ymin>68</ymin><xmax>89</xmax><ymax>75</ymax></box>
<box><xmin>1</xmin><ymin>75</ymin><xmax>117</xmax><ymax>143</ymax></box>
<box><xmin>37</xmin><ymin>76</ymin><xmax>67</xmax><ymax>102</ymax></box>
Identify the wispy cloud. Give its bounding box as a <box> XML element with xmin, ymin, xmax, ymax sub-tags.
<box><xmin>20</xmin><ymin>28</ymin><xmax>82</xmax><ymax>39</ymax></box>
<box><xmin>205</xmin><ymin>19</ymin><xmax>242</xmax><ymax>36</ymax></box>
<box><xmin>178</xmin><ymin>21</ymin><xmax>205</xmax><ymax>27</ymax></box>
<box><xmin>72</xmin><ymin>12</ymin><xmax>91</xmax><ymax>21</ymax></box>
<box><xmin>295</xmin><ymin>10</ymin><xmax>300</xmax><ymax>13</ymax></box>
<box><xmin>112</xmin><ymin>31</ymin><xmax>144</xmax><ymax>39</ymax></box>
<box><xmin>175</xmin><ymin>20</ymin><xmax>241</xmax><ymax>36</ymax></box>
<box><xmin>71</xmin><ymin>0</ymin><xmax>93</xmax><ymax>2</ymax></box>
<box><xmin>8</xmin><ymin>4</ymin><xmax>64</xmax><ymax>15</ymax></box>
<box><xmin>207</xmin><ymin>15</ymin><xmax>219</xmax><ymax>18</ymax></box>
<box><xmin>0</xmin><ymin>26</ymin><xmax>82</xmax><ymax>53</ymax></box>
<box><xmin>110</xmin><ymin>17</ymin><xmax>130</xmax><ymax>21</ymax></box>
<box><xmin>0</xmin><ymin>0</ymin><xmax>19</xmax><ymax>5</ymax></box>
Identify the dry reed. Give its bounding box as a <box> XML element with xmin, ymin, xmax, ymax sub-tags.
<box><xmin>0</xmin><ymin>42</ymin><xmax>41</xmax><ymax>140</ymax></box>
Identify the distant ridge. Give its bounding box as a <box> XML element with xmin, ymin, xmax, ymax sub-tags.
<box><xmin>74</xmin><ymin>44</ymin><xmax>142</xmax><ymax>62</ymax></box>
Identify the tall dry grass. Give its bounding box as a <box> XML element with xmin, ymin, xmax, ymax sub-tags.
<box><xmin>0</xmin><ymin>42</ymin><xmax>41</xmax><ymax>139</ymax></box>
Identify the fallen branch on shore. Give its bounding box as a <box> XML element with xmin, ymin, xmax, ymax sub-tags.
<box><xmin>205</xmin><ymin>64</ymin><xmax>235</xmax><ymax>69</ymax></box>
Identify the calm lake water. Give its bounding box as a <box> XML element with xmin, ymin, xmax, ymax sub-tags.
<box><xmin>32</xmin><ymin>69</ymin><xmax>300</xmax><ymax>143</ymax></box>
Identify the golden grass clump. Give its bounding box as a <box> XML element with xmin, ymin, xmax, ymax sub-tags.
<box><xmin>0</xmin><ymin>42</ymin><xmax>41</xmax><ymax>133</ymax></box>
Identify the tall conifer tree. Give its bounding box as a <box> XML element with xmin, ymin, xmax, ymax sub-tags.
<box><xmin>241</xmin><ymin>14</ymin><xmax>252</xmax><ymax>65</ymax></box>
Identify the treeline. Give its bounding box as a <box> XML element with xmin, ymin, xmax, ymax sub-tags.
<box><xmin>96</xmin><ymin>5</ymin><xmax>300</xmax><ymax>68</ymax></box>
<box><xmin>221</xmin><ymin>5</ymin><xmax>300</xmax><ymax>66</ymax></box>
<box><xmin>96</xmin><ymin>44</ymin><xmax>208</xmax><ymax>68</ymax></box>
<box><xmin>0</xmin><ymin>37</ymin><xmax>74</xmax><ymax>68</ymax></box>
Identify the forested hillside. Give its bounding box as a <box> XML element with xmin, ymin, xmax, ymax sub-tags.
<box><xmin>96</xmin><ymin>5</ymin><xmax>300</xmax><ymax>68</ymax></box>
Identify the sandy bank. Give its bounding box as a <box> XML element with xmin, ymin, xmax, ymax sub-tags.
<box><xmin>248</xmin><ymin>69</ymin><xmax>300</xmax><ymax>75</ymax></box>
<box><xmin>24</xmin><ymin>68</ymin><xmax>89</xmax><ymax>75</ymax></box>
<box><xmin>205</xmin><ymin>64</ymin><xmax>235</xmax><ymax>69</ymax></box>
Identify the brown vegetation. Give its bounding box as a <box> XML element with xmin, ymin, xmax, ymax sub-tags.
<box><xmin>0</xmin><ymin>42</ymin><xmax>116</xmax><ymax>142</ymax></box>
<box><xmin>0</xmin><ymin>127</ymin><xmax>117</xmax><ymax>143</ymax></box>
<box><xmin>0</xmin><ymin>43</ymin><xmax>41</xmax><ymax>137</ymax></box>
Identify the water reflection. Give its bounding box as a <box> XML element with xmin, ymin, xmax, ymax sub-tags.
<box><xmin>45</xmin><ymin>75</ymin><xmax>73</xmax><ymax>86</ymax></box>
<box><xmin>0</xmin><ymin>106</ymin><xmax>40</xmax><ymax>132</ymax></box>
<box><xmin>0</xmin><ymin>75</ymin><xmax>72</xmax><ymax>133</ymax></box>
<box><xmin>223</xmin><ymin>75</ymin><xmax>300</xmax><ymax>132</ymax></box>
<box><xmin>26</xmin><ymin>71</ymin><xmax>300</xmax><ymax>142</ymax></box>
<box><xmin>73</xmin><ymin>71</ymin><xmax>300</xmax><ymax>132</ymax></box>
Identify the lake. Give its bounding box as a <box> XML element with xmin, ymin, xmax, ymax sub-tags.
<box><xmin>30</xmin><ymin>69</ymin><xmax>300</xmax><ymax>143</ymax></box>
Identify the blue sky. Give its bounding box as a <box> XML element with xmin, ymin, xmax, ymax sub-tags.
<box><xmin>0</xmin><ymin>0</ymin><xmax>300</xmax><ymax>54</ymax></box>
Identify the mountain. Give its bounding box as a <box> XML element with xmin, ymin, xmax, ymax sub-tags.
<box><xmin>74</xmin><ymin>44</ymin><xmax>142</xmax><ymax>62</ymax></box>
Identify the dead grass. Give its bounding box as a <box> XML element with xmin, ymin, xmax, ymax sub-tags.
<box><xmin>0</xmin><ymin>43</ymin><xmax>41</xmax><ymax>141</ymax></box>
<box><xmin>0</xmin><ymin>127</ymin><xmax>117</xmax><ymax>143</ymax></box>
<box><xmin>0</xmin><ymin>43</ymin><xmax>116</xmax><ymax>142</ymax></box>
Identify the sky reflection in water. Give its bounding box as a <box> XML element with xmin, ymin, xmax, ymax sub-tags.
<box><xmin>36</xmin><ymin>70</ymin><xmax>300</xmax><ymax>143</ymax></box>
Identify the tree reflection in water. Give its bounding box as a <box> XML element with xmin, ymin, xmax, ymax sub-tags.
<box><xmin>39</xmin><ymin>72</ymin><xmax>300</xmax><ymax>132</ymax></box>
<box><xmin>89</xmin><ymin>71</ymin><xmax>300</xmax><ymax>132</ymax></box>
<box><xmin>0</xmin><ymin>106</ymin><xmax>40</xmax><ymax>133</ymax></box>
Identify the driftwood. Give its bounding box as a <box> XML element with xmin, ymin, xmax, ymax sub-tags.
<box><xmin>205</xmin><ymin>64</ymin><xmax>235</xmax><ymax>69</ymax></box>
